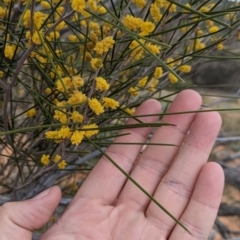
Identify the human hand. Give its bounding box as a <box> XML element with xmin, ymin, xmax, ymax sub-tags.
<box><xmin>0</xmin><ymin>90</ymin><xmax>224</xmax><ymax>240</ymax></box>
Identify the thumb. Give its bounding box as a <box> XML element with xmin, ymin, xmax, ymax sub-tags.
<box><xmin>0</xmin><ymin>186</ymin><xmax>61</xmax><ymax>240</ymax></box>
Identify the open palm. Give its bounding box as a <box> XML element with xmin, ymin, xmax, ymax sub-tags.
<box><xmin>0</xmin><ymin>90</ymin><xmax>224</xmax><ymax>240</ymax></box>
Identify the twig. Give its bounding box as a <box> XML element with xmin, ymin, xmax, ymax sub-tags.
<box><xmin>0</xmin><ymin>80</ymin><xmax>7</xmax><ymax>89</ymax></box>
<box><xmin>219</xmin><ymin>204</ymin><xmax>240</xmax><ymax>216</ymax></box>
<box><xmin>11</xmin><ymin>148</ymin><xmax>105</xmax><ymax>200</ymax></box>
<box><xmin>215</xmin><ymin>218</ymin><xmax>231</xmax><ymax>239</ymax></box>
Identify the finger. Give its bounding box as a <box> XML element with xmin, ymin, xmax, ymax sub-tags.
<box><xmin>116</xmin><ymin>90</ymin><xmax>202</xmax><ymax>210</ymax></box>
<box><xmin>170</xmin><ymin>162</ymin><xmax>224</xmax><ymax>240</ymax></box>
<box><xmin>0</xmin><ymin>186</ymin><xmax>61</xmax><ymax>240</ymax></box>
<box><xmin>146</xmin><ymin>111</ymin><xmax>222</xmax><ymax>237</ymax></box>
<box><xmin>73</xmin><ymin>99</ymin><xmax>161</xmax><ymax>205</ymax></box>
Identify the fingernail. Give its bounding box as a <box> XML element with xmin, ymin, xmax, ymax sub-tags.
<box><xmin>32</xmin><ymin>188</ymin><xmax>52</xmax><ymax>200</ymax></box>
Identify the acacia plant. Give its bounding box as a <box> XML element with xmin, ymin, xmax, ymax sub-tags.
<box><xmin>0</xmin><ymin>0</ymin><xmax>239</xmax><ymax>206</ymax></box>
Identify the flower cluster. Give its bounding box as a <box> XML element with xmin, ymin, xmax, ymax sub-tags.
<box><xmin>41</xmin><ymin>154</ymin><xmax>67</xmax><ymax>169</ymax></box>
<box><xmin>94</xmin><ymin>36</ymin><xmax>115</xmax><ymax>56</ymax></box>
<box><xmin>45</xmin><ymin>72</ymin><xmax>120</xmax><ymax>147</ymax></box>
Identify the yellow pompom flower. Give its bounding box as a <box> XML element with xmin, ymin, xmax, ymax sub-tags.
<box><xmin>95</xmin><ymin>77</ymin><xmax>110</xmax><ymax>91</ymax></box>
<box><xmin>71</xmin><ymin>130</ymin><xmax>85</xmax><ymax>145</ymax></box>
<box><xmin>72</xmin><ymin>76</ymin><xmax>84</xmax><ymax>88</ymax></box>
<box><xmin>178</xmin><ymin>65</ymin><xmax>191</xmax><ymax>73</ymax></box>
<box><xmin>71</xmin><ymin>0</ymin><xmax>86</xmax><ymax>12</ymax></box>
<box><xmin>125</xmin><ymin>108</ymin><xmax>135</xmax><ymax>115</ymax></box>
<box><xmin>23</xmin><ymin>10</ymin><xmax>30</xmax><ymax>27</ymax></box>
<box><xmin>35</xmin><ymin>54</ymin><xmax>47</xmax><ymax>64</ymax></box>
<box><xmin>70</xmin><ymin>111</ymin><xmax>83</xmax><ymax>123</ymax></box>
<box><xmin>150</xmin><ymin>3</ymin><xmax>162</xmax><ymax>22</ymax></box>
<box><xmin>88</xmin><ymin>0</ymin><xmax>97</xmax><ymax>11</ymax></box>
<box><xmin>154</xmin><ymin>67</ymin><xmax>163</xmax><ymax>78</ymax></box>
<box><xmin>166</xmin><ymin>57</ymin><xmax>175</xmax><ymax>67</ymax></box>
<box><xmin>209</xmin><ymin>25</ymin><xmax>219</xmax><ymax>34</ymax></box>
<box><xmin>67</xmin><ymin>90</ymin><xmax>87</xmax><ymax>105</ymax></box>
<box><xmin>82</xmin><ymin>124</ymin><xmax>99</xmax><ymax>138</ymax></box>
<box><xmin>97</xmin><ymin>6</ymin><xmax>106</xmax><ymax>14</ymax></box>
<box><xmin>44</xmin><ymin>88</ymin><xmax>52</xmax><ymax>95</ymax></box>
<box><xmin>53</xmin><ymin>154</ymin><xmax>67</xmax><ymax>169</ymax></box>
<box><xmin>41</xmin><ymin>154</ymin><xmax>50</xmax><ymax>166</ymax></box>
<box><xmin>168</xmin><ymin>73</ymin><xmax>178</xmax><ymax>84</ymax></box>
<box><xmin>33</xmin><ymin>11</ymin><xmax>47</xmax><ymax>29</ymax></box>
<box><xmin>80</xmin><ymin>20</ymin><xmax>87</xmax><ymax>28</ymax></box>
<box><xmin>58</xmin><ymin>126</ymin><xmax>72</xmax><ymax>139</ymax></box>
<box><xmin>165</xmin><ymin>2</ymin><xmax>177</xmax><ymax>13</ymax></box>
<box><xmin>55</xmin><ymin>49</ymin><xmax>62</xmax><ymax>56</ymax></box>
<box><xmin>32</xmin><ymin>31</ymin><xmax>43</xmax><ymax>45</ymax></box>
<box><xmin>225</xmin><ymin>13</ymin><xmax>235</xmax><ymax>21</ymax></box>
<box><xmin>25</xmin><ymin>108</ymin><xmax>36</xmax><ymax>117</ymax></box>
<box><xmin>89</xmin><ymin>21</ymin><xmax>100</xmax><ymax>30</ymax></box>
<box><xmin>145</xmin><ymin>43</ymin><xmax>161</xmax><ymax>55</ymax></box>
<box><xmin>197</xmin><ymin>29</ymin><xmax>204</xmax><ymax>36</ymax></box>
<box><xmin>183</xmin><ymin>3</ymin><xmax>191</xmax><ymax>13</ymax></box>
<box><xmin>56</xmin><ymin>6</ymin><xmax>64</xmax><ymax>14</ymax></box>
<box><xmin>140</xmin><ymin>22</ymin><xmax>155</xmax><ymax>35</ymax></box>
<box><xmin>26</xmin><ymin>31</ymin><xmax>42</xmax><ymax>45</ymax></box>
<box><xmin>58</xmin><ymin>160</ymin><xmax>67</xmax><ymax>169</ymax></box>
<box><xmin>200</xmin><ymin>6</ymin><xmax>209</xmax><ymax>12</ymax></box>
<box><xmin>150</xmin><ymin>78</ymin><xmax>158</xmax><ymax>88</ymax></box>
<box><xmin>132</xmin><ymin>0</ymin><xmax>146</xmax><ymax>8</ymax></box>
<box><xmin>56</xmin><ymin>77</ymin><xmax>72</xmax><ymax>92</ymax></box>
<box><xmin>89</xmin><ymin>31</ymin><xmax>98</xmax><ymax>43</ymax></box>
<box><xmin>68</xmin><ymin>34</ymin><xmax>78</xmax><ymax>42</ymax></box>
<box><xmin>208</xmin><ymin>20</ymin><xmax>215</xmax><ymax>27</ymax></box>
<box><xmin>79</xmin><ymin>9</ymin><xmax>91</xmax><ymax>18</ymax></box>
<box><xmin>53</xmin><ymin>110</ymin><xmax>67</xmax><ymax>123</ymax></box>
<box><xmin>88</xmin><ymin>98</ymin><xmax>104</xmax><ymax>115</ymax></box>
<box><xmin>181</xmin><ymin>27</ymin><xmax>187</xmax><ymax>33</ymax></box>
<box><xmin>4</xmin><ymin>44</ymin><xmax>15</xmax><ymax>59</ymax></box>
<box><xmin>94</xmin><ymin>36</ymin><xmax>115</xmax><ymax>56</ymax></box>
<box><xmin>45</xmin><ymin>130</ymin><xmax>60</xmax><ymax>140</ymax></box>
<box><xmin>128</xmin><ymin>87</ymin><xmax>139</xmax><ymax>96</ymax></box>
<box><xmin>53</xmin><ymin>154</ymin><xmax>62</xmax><ymax>163</ymax></box>
<box><xmin>90</xmin><ymin>58</ymin><xmax>103</xmax><ymax>70</ymax></box>
<box><xmin>102</xmin><ymin>97</ymin><xmax>119</xmax><ymax>109</ymax></box>
<box><xmin>63</xmin><ymin>76</ymin><xmax>73</xmax><ymax>88</ymax></box>
<box><xmin>56</xmin><ymin>100</ymin><xmax>67</xmax><ymax>108</ymax></box>
<box><xmin>41</xmin><ymin>1</ymin><xmax>51</xmax><ymax>9</ymax></box>
<box><xmin>217</xmin><ymin>43</ymin><xmax>224</xmax><ymax>51</ymax></box>
<box><xmin>0</xmin><ymin>6</ymin><xmax>6</xmax><ymax>18</ymax></box>
<box><xmin>102</xmin><ymin>23</ymin><xmax>113</xmax><ymax>35</ymax></box>
<box><xmin>155</xmin><ymin>0</ymin><xmax>165</xmax><ymax>8</ymax></box>
<box><xmin>195</xmin><ymin>40</ymin><xmax>206</xmax><ymax>50</ymax></box>
<box><xmin>130</xmin><ymin>48</ymin><xmax>144</xmax><ymax>60</ymax></box>
<box><xmin>148</xmin><ymin>86</ymin><xmax>156</xmax><ymax>93</ymax></box>
<box><xmin>138</xmin><ymin>76</ymin><xmax>148</xmax><ymax>88</ymax></box>
<box><xmin>55</xmin><ymin>21</ymin><xmax>66</xmax><ymax>30</ymax></box>
<box><xmin>122</xmin><ymin>14</ymin><xmax>143</xmax><ymax>31</ymax></box>
<box><xmin>130</xmin><ymin>39</ymin><xmax>142</xmax><ymax>49</ymax></box>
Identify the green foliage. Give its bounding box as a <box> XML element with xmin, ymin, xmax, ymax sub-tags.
<box><xmin>0</xmin><ymin>0</ymin><xmax>240</xmax><ymax>216</ymax></box>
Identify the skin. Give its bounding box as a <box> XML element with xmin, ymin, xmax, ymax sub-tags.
<box><xmin>0</xmin><ymin>90</ymin><xmax>224</xmax><ymax>240</ymax></box>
